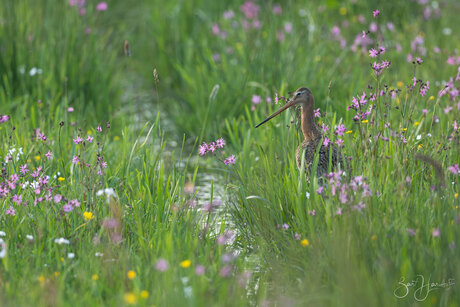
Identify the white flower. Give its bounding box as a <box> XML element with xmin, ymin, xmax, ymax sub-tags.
<box><xmin>29</xmin><ymin>67</ymin><xmax>43</xmax><ymax>76</ymax></box>
<box><xmin>96</xmin><ymin>188</ymin><xmax>117</xmax><ymax>202</ymax></box>
<box><xmin>306</xmin><ymin>192</ymin><xmax>310</xmax><ymax>199</ymax></box>
<box><xmin>0</xmin><ymin>243</ymin><xmax>5</xmax><ymax>259</ymax></box>
<box><xmin>442</xmin><ymin>28</ymin><xmax>452</xmax><ymax>35</ymax></box>
<box><xmin>427</xmin><ymin>133</ymin><xmax>432</xmax><ymax>137</ymax></box>
<box><xmin>22</xmin><ymin>181</ymin><xmax>30</xmax><ymax>188</ymax></box>
<box><xmin>54</xmin><ymin>238</ymin><xmax>70</xmax><ymax>245</ymax></box>
<box><xmin>26</xmin><ymin>235</ymin><xmax>34</xmax><ymax>241</ymax></box>
<box><xmin>0</xmin><ymin>231</ymin><xmax>5</xmax><ymax>237</ymax></box>
<box><xmin>68</xmin><ymin>253</ymin><xmax>75</xmax><ymax>259</ymax></box>
<box><xmin>95</xmin><ymin>252</ymin><xmax>104</xmax><ymax>257</ymax></box>
<box><xmin>31</xmin><ymin>181</ymin><xmax>40</xmax><ymax>189</ymax></box>
<box><xmin>416</xmin><ymin>135</ymin><xmax>421</xmax><ymax>140</ymax></box>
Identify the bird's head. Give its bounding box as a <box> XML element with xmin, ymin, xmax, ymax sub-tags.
<box><xmin>255</xmin><ymin>87</ymin><xmax>314</xmax><ymax>128</ymax></box>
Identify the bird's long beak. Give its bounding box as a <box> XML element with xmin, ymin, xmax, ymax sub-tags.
<box><xmin>255</xmin><ymin>99</ymin><xmax>296</xmax><ymax>128</ymax></box>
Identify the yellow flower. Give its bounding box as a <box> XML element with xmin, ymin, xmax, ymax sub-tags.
<box><xmin>54</xmin><ymin>272</ymin><xmax>60</xmax><ymax>277</ymax></box>
<box><xmin>339</xmin><ymin>7</ymin><xmax>347</xmax><ymax>15</ymax></box>
<box><xmin>87</xmin><ymin>130</ymin><xmax>92</xmax><ymax>135</ymax></box>
<box><xmin>37</xmin><ymin>275</ymin><xmax>45</xmax><ymax>284</ymax></box>
<box><xmin>127</xmin><ymin>270</ymin><xmax>136</xmax><ymax>280</ymax></box>
<box><xmin>140</xmin><ymin>290</ymin><xmax>149</xmax><ymax>299</ymax></box>
<box><xmin>58</xmin><ymin>177</ymin><xmax>65</xmax><ymax>182</ymax></box>
<box><xmin>301</xmin><ymin>239</ymin><xmax>309</xmax><ymax>247</ymax></box>
<box><xmin>414</xmin><ymin>121</ymin><xmax>419</xmax><ymax>126</ymax></box>
<box><xmin>180</xmin><ymin>260</ymin><xmax>191</xmax><ymax>268</ymax></box>
<box><xmin>345</xmin><ymin>130</ymin><xmax>353</xmax><ymax>134</ymax></box>
<box><xmin>92</xmin><ymin>274</ymin><xmax>99</xmax><ymax>281</ymax></box>
<box><xmin>371</xmin><ymin>235</ymin><xmax>377</xmax><ymax>241</ymax></box>
<box><xmin>34</xmin><ymin>155</ymin><xmax>41</xmax><ymax>161</ymax></box>
<box><xmin>235</xmin><ymin>42</ymin><xmax>243</xmax><ymax>51</ymax></box>
<box><xmin>83</xmin><ymin>211</ymin><xmax>94</xmax><ymax>220</ymax></box>
<box><xmin>418</xmin><ymin>144</ymin><xmax>423</xmax><ymax>149</ymax></box>
<box><xmin>397</xmin><ymin>81</ymin><xmax>404</xmax><ymax>88</ymax></box>
<box><xmin>400</xmin><ymin>128</ymin><xmax>407</xmax><ymax>131</ymax></box>
<box><xmin>455</xmin><ymin>193</ymin><xmax>458</xmax><ymax>199</ymax></box>
<box><xmin>114</xmin><ymin>136</ymin><xmax>120</xmax><ymax>141</ymax></box>
<box><xmin>362</xmin><ymin>120</ymin><xmax>369</xmax><ymax>124</ymax></box>
<box><xmin>124</xmin><ymin>293</ymin><xmax>137</xmax><ymax>305</ymax></box>
<box><xmin>60</xmin><ymin>257</ymin><xmax>64</xmax><ymax>262</ymax></box>
<box><xmin>429</xmin><ymin>96</ymin><xmax>435</xmax><ymax>100</ymax></box>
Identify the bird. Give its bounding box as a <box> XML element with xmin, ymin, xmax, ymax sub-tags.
<box><xmin>255</xmin><ymin>87</ymin><xmax>343</xmax><ymax>178</ymax></box>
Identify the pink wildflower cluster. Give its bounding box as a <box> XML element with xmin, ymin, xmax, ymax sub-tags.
<box><xmin>448</xmin><ymin>164</ymin><xmax>460</xmax><ymax>175</ymax></box>
<box><xmin>199</xmin><ymin>138</ymin><xmax>235</xmax><ymax>166</ymax></box>
<box><xmin>199</xmin><ymin>138</ymin><xmax>226</xmax><ymax>156</ymax></box>
<box><xmin>371</xmin><ymin>60</ymin><xmax>391</xmax><ymax>76</ymax></box>
<box><xmin>347</xmin><ymin>92</ymin><xmax>374</xmax><ymax>121</ymax></box>
<box><xmin>0</xmin><ymin>115</ymin><xmax>9</xmax><ymax>124</ymax></box>
<box><xmin>319</xmin><ymin>173</ymin><xmax>372</xmax><ymax>213</ymax></box>
<box><xmin>368</xmin><ymin>46</ymin><xmax>385</xmax><ymax>58</ymax></box>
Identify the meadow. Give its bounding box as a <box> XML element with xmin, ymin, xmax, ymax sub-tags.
<box><xmin>0</xmin><ymin>0</ymin><xmax>459</xmax><ymax>306</ymax></box>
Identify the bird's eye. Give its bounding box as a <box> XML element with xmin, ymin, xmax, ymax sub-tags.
<box><xmin>296</xmin><ymin>92</ymin><xmax>302</xmax><ymax>97</ymax></box>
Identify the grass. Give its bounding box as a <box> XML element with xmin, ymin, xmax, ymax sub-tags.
<box><xmin>1</xmin><ymin>0</ymin><xmax>459</xmax><ymax>306</ymax></box>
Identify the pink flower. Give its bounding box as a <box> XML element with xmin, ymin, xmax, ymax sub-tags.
<box><xmin>223</xmin><ymin>10</ymin><xmax>235</xmax><ymax>19</ymax></box>
<box><xmin>407</xmin><ymin>228</ymin><xmax>415</xmax><ymax>236</ymax></box>
<box><xmin>69</xmin><ymin>199</ymin><xmax>81</xmax><ymax>207</ymax></box>
<box><xmin>336</xmin><ymin>207</ymin><xmax>342</xmax><ymax>215</ymax></box>
<box><xmin>432</xmin><ymin>228</ymin><xmax>440</xmax><ymax>237</ymax></box>
<box><xmin>448</xmin><ymin>164</ymin><xmax>460</xmax><ymax>174</ymax></box>
<box><xmin>316</xmin><ymin>186</ymin><xmax>324</xmax><ymax>194</ymax></box>
<box><xmin>6</xmin><ymin>206</ymin><xmax>16</xmax><ymax>216</ymax></box>
<box><xmin>195</xmin><ymin>265</ymin><xmax>205</xmax><ymax>275</ymax></box>
<box><xmin>308</xmin><ymin>210</ymin><xmax>316</xmax><ymax>216</ymax></box>
<box><xmin>45</xmin><ymin>151</ymin><xmax>53</xmax><ymax>160</ymax></box>
<box><xmin>331</xmin><ymin>26</ymin><xmax>340</xmax><ymax>36</ymax></box>
<box><xmin>284</xmin><ymin>22</ymin><xmax>293</xmax><ymax>33</ymax></box>
<box><xmin>224</xmin><ymin>155</ymin><xmax>235</xmax><ymax>166</ymax></box>
<box><xmin>216</xmin><ymin>138</ymin><xmax>225</xmax><ymax>148</ymax></box>
<box><xmin>335</xmin><ymin>138</ymin><xmax>344</xmax><ymax>147</ymax></box>
<box><xmin>219</xmin><ymin>265</ymin><xmax>232</xmax><ymax>277</ymax></box>
<box><xmin>155</xmin><ymin>259</ymin><xmax>169</xmax><ymax>272</ymax></box>
<box><xmin>20</xmin><ymin>164</ymin><xmax>29</xmax><ymax>174</ymax></box>
<box><xmin>73</xmin><ymin>136</ymin><xmax>83</xmax><ymax>144</ymax></box>
<box><xmin>12</xmin><ymin>194</ymin><xmax>22</xmax><ymax>205</ymax></box>
<box><xmin>444</xmin><ymin>106</ymin><xmax>453</xmax><ymax>114</ymax></box>
<box><xmin>272</xmin><ymin>4</ymin><xmax>282</xmax><ymax>15</ymax></box>
<box><xmin>372</xmin><ymin>9</ymin><xmax>380</xmax><ymax>18</ymax></box>
<box><xmin>54</xmin><ymin>194</ymin><xmax>63</xmax><ymax>203</ymax></box>
<box><xmin>212</xmin><ymin>23</ymin><xmax>220</xmax><ymax>36</ymax></box>
<box><xmin>69</xmin><ymin>0</ymin><xmax>85</xmax><ymax>7</ymax></box>
<box><xmin>96</xmin><ymin>2</ymin><xmax>107</xmax><ymax>11</ymax></box>
<box><xmin>67</xmin><ymin>107</ymin><xmax>74</xmax><ymax>113</ymax></box>
<box><xmin>240</xmin><ymin>1</ymin><xmax>260</xmax><ymax>19</ymax></box>
<box><xmin>63</xmin><ymin>204</ymin><xmax>73</xmax><ymax>212</ymax></box>
<box><xmin>323</xmin><ymin>137</ymin><xmax>330</xmax><ymax>147</ymax></box>
<box><xmin>86</xmin><ymin>136</ymin><xmax>93</xmax><ymax>143</ymax></box>
<box><xmin>199</xmin><ymin>143</ymin><xmax>207</xmax><ymax>156</ymax></box>
<box><xmin>314</xmin><ymin>108</ymin><xmax>320</xmax><ymax>117</ymax></box>
<box><xmin>96</xmin><ymin>126</ymin><xmax>102</xmax><ymax>132</ymax></box>
<box><xmin>369</xmin><ymin>48</ymin><xmax>378</xmax><ymax>57</ymax></box>
<box><xmin>251</xmin><ymin>95</ymin><xmax>262</xmax><ymax>104</ymax></box>
<box><xmin>72</xmin><ymin>155</ymin><xmax>80</xmax><ymax>164</ymax></box>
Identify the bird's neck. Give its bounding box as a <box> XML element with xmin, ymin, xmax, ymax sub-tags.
<box><xmin>301</xmin><ymin>104</ymin><xmax>321</xmax><ymax>142</ymax></box>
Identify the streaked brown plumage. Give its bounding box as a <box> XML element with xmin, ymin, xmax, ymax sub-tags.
<box><xmin>256</xmin><ymin>87</ymin><xmax>342</xmax><ymax>178</ymax></box>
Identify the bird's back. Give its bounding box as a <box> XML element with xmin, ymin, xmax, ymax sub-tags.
<box><xmin>296</xmin><ymin>138</ymin><xmax>342</xmax><ymax>178</ymax></box>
